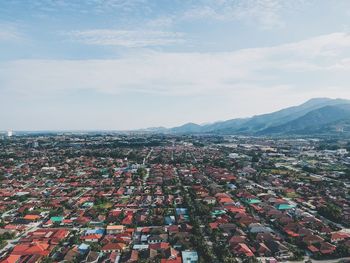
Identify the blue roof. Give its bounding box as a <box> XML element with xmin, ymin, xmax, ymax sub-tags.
<box><xmin>85</xmin><ymin>229</ymin><xmax>105</xmax><ymax>235</ymax></box>
<box><xmin>78</xmin><ymin>243</ymin><xmax>90</xmax><ymax>250</ymax></box>
<box><xmin>164</xmin><ymin>216</ymin><xmax>175</xmax><ymax>225</ymax></box>
<box><xmin>182</xmin><ymin>251</ymin><xmax>198</xmax><ymax>263</ymax></box>
<box><xmin>176</xmin><ymin>208</ymin><xmax>188</xmax><ymax>215</ymax></box>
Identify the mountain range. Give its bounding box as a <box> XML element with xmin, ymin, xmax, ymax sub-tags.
<box><xmin>151</xmin><ymin>98</ymin><xmax>350</xmax><ymax>136</ymax></box>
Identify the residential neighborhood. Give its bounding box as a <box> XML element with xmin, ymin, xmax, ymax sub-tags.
<box><xmin>0</xmin><ymin>134</ymin><xmax>350</xmax><ymax>263</ymax></box>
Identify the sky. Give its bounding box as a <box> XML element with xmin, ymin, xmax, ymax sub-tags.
<box><xmin>2</xmin><ymin>0</ymin><xmax>350</xmax><ymax>130</ymax></box>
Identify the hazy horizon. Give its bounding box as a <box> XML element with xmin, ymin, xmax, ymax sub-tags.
<box><xmin>1</xmin><ymin>96</ymin><xmax>347</xmax><ymax>132</ymax></box>
<box><xmin>2</xmin><ymin>1</ymin><xmax>350</xmax><ymax>130</ymax></box>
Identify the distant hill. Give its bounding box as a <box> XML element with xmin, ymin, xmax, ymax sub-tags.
<box><xmin>259</xmin><ymin>104</ymin><xmax>350</xmax><ymax>135</ymax></box>
<box><xmin>170</xmin><ymin>122</ymin><xmax>203</xmax><ymax>133</ymax></box>
<box><xmin>154</xmin><ymin>98</ymin><xmax>350</xmax><ymax>136</ymax></box>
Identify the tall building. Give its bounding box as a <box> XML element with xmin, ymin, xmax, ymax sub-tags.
<box><xmin>7</xmin><ymin>130</ymin><xmax>13</xmax><ymax>137</ymax></box>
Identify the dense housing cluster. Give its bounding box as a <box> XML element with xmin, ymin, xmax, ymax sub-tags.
<box><xmin>0</xmin><ymin>134</ymin><xmax>350</xmax><ymax>263</ymax></box>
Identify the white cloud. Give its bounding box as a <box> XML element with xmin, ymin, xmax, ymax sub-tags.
<box><xmin>0</xmin><ymin>24</ymin><xmax>22</xmax><ymax>42</ymax></box>
<box><xmin>145</xmin><ymin>16</ymin><xmax>175</xmax><ymax>28</ymax></box>
<box><xmin>1</xmin><ymin>32</ymin><xmax>350</xmax><ymax>100</ymax></box>
<box><xmin>14</xmin><ymin>0</ymin><xmax>149</xmax><ymax>14</ymax></box>
<box><xmin>65</xmin><ymin>29</ymin><xmax>185</xmax><ymax>47</ymax></box>
<box><xmin>183</xmin><ymin>0</ymin><xmax>312</xmax><ymax>29</ymax></box>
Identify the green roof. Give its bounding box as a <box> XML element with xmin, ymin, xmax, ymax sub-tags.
<box><xmin>82</xmin><ymin>202</ymin><xmax>94</xmax><ymax>207</ymax></box>
<box><xmin>51</xmin><ymin>216</ymin><xmax>63</xmax><ymax>222</ymax></box>
<box><xmin>276</xmin><ymin>204</ymin><xmax>296</xmax><ymax>210</ymax></box>
<box><xmin>246</xmin><ymin>198</ymin><xmax>261</xmax><ymax>204</ymax></box>
<box><xmin>211</xmin><ymin>210</ymin><xmax>226</xmax><ymax>216</ymax></box>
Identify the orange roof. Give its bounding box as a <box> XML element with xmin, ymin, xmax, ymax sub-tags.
<box><xmin>149</xmin><ymin>242</ymin><xmax>169</xmax><ymax>250</ymax></box>
<box><xmin>331</xmin><ymin>232</ymin><xmax>350</xmax><ymax>240</ymax></box>
<box><xmin>218</xmin><ymin>197</ymin><xmax>234</xmax><ymax>203</ymax></box>
<box><xmin>24</xmin><ymin>215</ymin><xmax>40</xmax><ymax>220</ymax></box>
<box><xmin>122</xmin><ymin>215</ymin><xmax>133</xmax><ymax>225</ymax></box>
<box><xmin>81</xmin><ymin>234</ymin><xmax>102</xmax><ymax>240</ymax></box>
<box><xmin>101</xmin><ymin>242</ymin><xmax>126</xmax><ymax>251</ymax></box>
<box><xmin>12</xmin><ymin>242</ymin><xmax>50</xmax><ymax>256</ymax></box>
<box><xmin>126</xmin><ymin>228</ymin><xmax>135</xmax><ymax>234</ymax></box>
<box><xmin>209</xmin><ymin>223</ymin><xmax>219</xmax><ymax>229</ymax></box>
<box><xmin>161</xmin><ymin>257</ymin><xmax>182</xmax><ymax>263</ymax></box>
<box><xmin>0</xmin><ymin>255</ymin><xmax>21</xmax><ymax>263</ymax></box>
<box><xmin>53</xmin><ymin>229</ymin><xmax>69</xmax><ymax>239</ymax></box>
<box><xmin>227</xmin><ymin>206</ymin><xmax>246</xmax><ymax>213</ymax></box>
<box><xmin>285</xmin><ymin>230</ymin><xmax>299</xmax><ymax>237</ymax></box>
<box><xmin>308</xmin><ymin>245</ymin><xmax>319</xmax><ymax>253</ymax></box>
<box><xmin>235</xmin><ymin>243</ymin><xmax>254</xmax><ymax>257</ymax></box>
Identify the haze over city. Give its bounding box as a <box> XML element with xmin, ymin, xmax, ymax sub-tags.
<box><xmin>2</xmin><ymin>0</ymin><xmax>350</xmax><ymax>130</ymax></box>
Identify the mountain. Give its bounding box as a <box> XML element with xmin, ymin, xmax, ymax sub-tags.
<box><xmin>259</xmin><ymin>104</ymin><xmax>350</xmax><ymax>135</ymax></box>
<box><xmin>162</xmin><ymin>98</ymin><xmax>350</xmax><ymax>136</ymax></box>
<box><xmin>170</xmin><ymin>123</ymin><xmax>203</xmax><ymax>133</ymax></box>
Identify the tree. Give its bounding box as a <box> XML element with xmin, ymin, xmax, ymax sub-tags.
<box><xmin>318</xmin><ymin>203</ymin><xmax>342</xmax><ymax>223</ymax></box>
<box><xmin>42</xmin><ymin>257</ymin><xmax>54</xmax><ymax>263</ymax></box>
<box><xmin>137</xmin><ymin>168</ymin><xmax>147</xmax><ymax>178</ymax></box>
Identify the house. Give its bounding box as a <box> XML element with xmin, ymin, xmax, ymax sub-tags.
<box><xmin>163</xmin><ymin>247</ymin><xmax>179</xmax><ymax>260</ymax></box>
<box><xmin>265</xmin><ymin>240</ymin><xmax>291</xmax><ymax>259</ymax></box>
<box><xmin>62</xmin><ymin>219</ymin><xmax>73</xmax><ymax>226</ymax></box>
<box><xmin>229</xmin><ymin>236</ymin><xmax>246</xmax><ymax>247</ymax></box>
<box><xmin>161</xmin><ymin>257</ymin><xmax>182</xmax><ymax>263</ymax></box>
<box><xmin>309</xmin><ymin>242</ymin><xmax>336</xmax><ymax>255</ymax></box>
<box><xmin>84</xmin><ymin>229</ymin><xmax>105</xmax><ymax>236</ymax></box>
<box><xmin>20</xmin><ymin>228</ymin><xmax>69</xmax><ymax>245</ymax></box>
<box><xmin>2</xmin><ymin>241</ymin><xmax>52</xmax><ymax>263</ymax></box>
<box><xmin>85</xmin><ymin>251</ymin><xmax>100</xmax><ymax>263</ymax></box>
<box><xmin>122</xmin><ymin>215</ymin><xmax>133</xmax><ymax>225</ymax></box>
<box><xmin>219</xmin><ymin>223</ymin><xmax>236</xmax><ymax>235</ymax></box>
<box><xmin>148</xmin><ymin>234</ymin><xmax>168</xmax><ymax>244</ymax></box>
<box><xmin>167</xmin><ymin>225</ymin><xmax>179</xmax><ymax>235</ymax></box>
<box><xmin>227</xmin><ymin>183</ymin><xmax>237</xmax><ymax>190</ymax></box>
<box><xmin>182</xmin><ymin>251</ymin><xmax>198</xmax><ymax>263</ymax></box>
<box><xmin>319</xmin><ymin>242</ymin><xmax>336</xmax><ymax>255</ymax></box>
<box><xmin>256</xmin><ymin>232</ymin><xmax>280</xmax><ymax>243</ymax></box>
<box><xmin>0</xmin><ymin>255</ymin><xmax>21</xmax><ymax>263</ymax></box>
<box><xmin>101</xmin><ymin>242</ymin><xmax>126</xmax><ymax>253</ymax></box>
<box><xmin>106</xmin><ymin>225</ymin><xmax>125</xmax><ymax>234</ymax></box>
<box><xmin>80</xmin><ymin>234</ymin><xmax>102</xmax><ymax>242</ymax></box>
<box><xmin>249</xmin><ymin>223</ymin><xmax>273</xmax><ymax>234</ymax></box>
<box><xmin>302</xmin><ymin>234</ymin><xmax>324</xmax><ymax>245</ymax></box>
<box><xmin>50</xmin><ymin>216</ymin><xmax>64</xmax><ymax>224</ymax></box>
<box><xmin>23</xmin><ymin>214</ymin><xmax>41</xmax><ymax>222</ymax></box>
<box><xmin>149</xmin><ymin>242</ymin><xmax>170</xmax><ymax>251</ymax></box>
<box><xmin>63</xmin><ymin>246</ymin><xmax>80</xmax><ymax>262</ymax></box>
<box><xmin>126</xmin><ymin>250</ymin><xmax>139</xmax><ymax>262</ymax></box>
<box><xmin>275</xmin><ymin>204</ymin><xmax>296</xmax><ymax>210</ymax></box>
<box><xmin>242</xmin><ymin>197</ymin><xmax>261</xmax><ymax>205</ymax></box>
<box><xmin>331</xmin><ymin>232</ymin><xmax>350</xmax><ymax>243</ymax></box>
<box><xmin>233</xmin><ymin>243</ymin><xmax>254</xmax><ymax>257</ymax></box>
<box><xmin>78</xmin><ymin>243</ymin><xmax>90</xmax><ymax>255</ymax></box>
<box><xmin>133</xmin><ymin>244</ymin><xmax>149</xmax><ymax>250</ymax></box>
<box><xmin>203</xmin><ymin>197</ymin><xmax>216</xmax><ymax>205</ymax></box>
<box><xmin>255</xmin><ymin>242</ymin><xmax>272</xmax><ymax>257</ymax></box>
<box><xmin>165</xmin><ymin>216</ymin><xmax>176</xmax><ymax>225</ymax></box>
<box><xmin>175</xmin><ymin>208</ymin><xmax>188</xmax><ymax>216</ymax></box>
